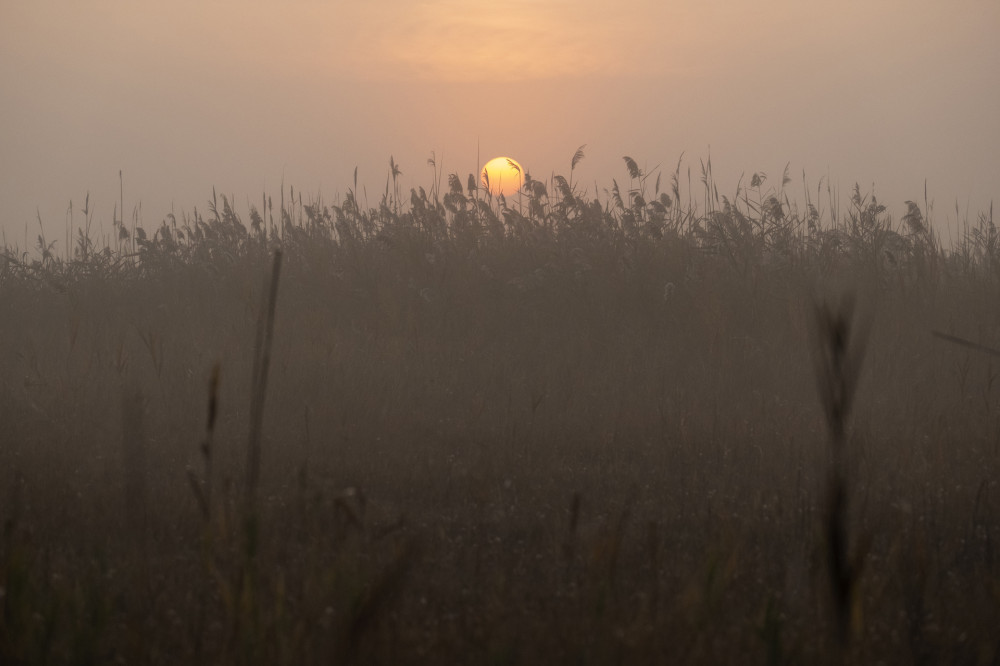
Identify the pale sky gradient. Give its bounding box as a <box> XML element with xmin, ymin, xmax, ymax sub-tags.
<box><xmin>2</xmin><ymin>0</ymin><xmax>998</xmax><ymax>251</ymax></box>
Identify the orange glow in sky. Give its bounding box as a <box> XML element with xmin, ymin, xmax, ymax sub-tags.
<box><xmin>1</xmin><ymin>1</ymin><xmax>998</xmax><ymax>245</ymax></box>
<box><xmin>481</xmin><ymin>157</ymin><xmax>524</xmax><ymax>197</ymax></box>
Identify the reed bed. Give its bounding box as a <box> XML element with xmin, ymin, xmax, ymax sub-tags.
<box><xmin>1</xmin><ymin>154</ymin><xmax>998</xmax><ymax>664</ymax></box>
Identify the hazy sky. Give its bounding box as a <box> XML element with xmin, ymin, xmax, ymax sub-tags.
<box><xmin>2</xmin><ymin>0</ymin><xmax>998</xmax><ymax>251</ymax></box>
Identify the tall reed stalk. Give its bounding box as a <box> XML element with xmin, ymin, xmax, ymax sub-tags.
<box><xmin>246</xmin><ymin>249</ymin><xmax>283</xmax><ymax>515</ymax></box>
<box><xmin>814</xmin><ymin>293</ymin><xmax>868</xmax><ymax>648</ymax></box>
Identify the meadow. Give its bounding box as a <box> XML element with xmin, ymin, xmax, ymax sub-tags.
<box><xmin>1</xmin><ymin>155</ymin><xmax>998</xmax><ymax>664</ymax></box>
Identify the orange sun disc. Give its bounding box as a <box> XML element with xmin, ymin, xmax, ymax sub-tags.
<box><xmin>480</xmin><ymin>157</ymin><xmax>524</xmax><ymax>197</ymax></box>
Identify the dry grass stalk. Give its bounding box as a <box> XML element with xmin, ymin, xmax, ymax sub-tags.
<box><xmin>246</xmin><ymin>249</ymin><xmax>283</xmax><ymax>513</ymax></box>
<box><xmin>187</xmin><ymin>363</ymin><xmax>221</xmax><ymax>523</ymax></box>
<box><xmin>931</xmin><ymin>330</ymin><xmax>1000</xmax><ymax>357</ymax></box>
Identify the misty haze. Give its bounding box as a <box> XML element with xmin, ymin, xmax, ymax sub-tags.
<box><xmin>1</xmin><ymin>1</ymin><xmax>998</xmax><ymax>663</ymax></box>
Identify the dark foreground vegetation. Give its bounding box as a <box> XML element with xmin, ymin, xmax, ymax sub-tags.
<box><xmin>1</xmin><ymin>155</ymin><xmax>999</xmax><ymax>664</ymax></box>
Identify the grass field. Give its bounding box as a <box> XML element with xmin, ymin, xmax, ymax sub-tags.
<box><xmin>1</xmin><ymin>156</ymin><xmax>998</xmax><ymax>664</ymax></box>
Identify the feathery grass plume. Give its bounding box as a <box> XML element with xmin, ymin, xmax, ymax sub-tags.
<box><xmin>447</xmin><ymin>173</ymin><xmax>462</xmax><ymax>195</ymax></box>
<box><xmin>700</xmin><ymin>156</ymin><xmax>717</xmax><ymax>214</ymax></box>
<box><xmin>611</xmin><ymin>179</ymin><xmax>625</xmax><ymax>211</ymax></box>
<box><xmin>553</xmin><ymin>175</ymin><xmax>573</xmax><ymax>205</ymax></box>
<box><xmin>427</xmin><ymin>151</ymin><xmax>444</xmax><ymax>202</ymax></box>
<box><xmin>386</xmin><ymin>156</ymin><xmax>403</xmax><ymax>214</ymax></box>
<box><xmin>813</xmin><ymin>292</ymin><xmax>869</xmax><ymax>647</ymax></box>
<box><xmin>623</xmin><ymin>156</ymin><xmax>641</xmax><ymax>180</ymax></box>
<box><xmin>814</xmin><ymin>294</ymin><xmax>867</xmax><ymax>444</ymax></box>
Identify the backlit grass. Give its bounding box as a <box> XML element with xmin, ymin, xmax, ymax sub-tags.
<box><xmin>1</xmin><ymin>154</ymin><xmax>998</xmax><ymax>664</ymax></box>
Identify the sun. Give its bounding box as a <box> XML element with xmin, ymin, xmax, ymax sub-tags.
<box><xmin>481</xmin><ymin>157</ymin><xmax>524</xmax><ymax>197</ymax></box>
